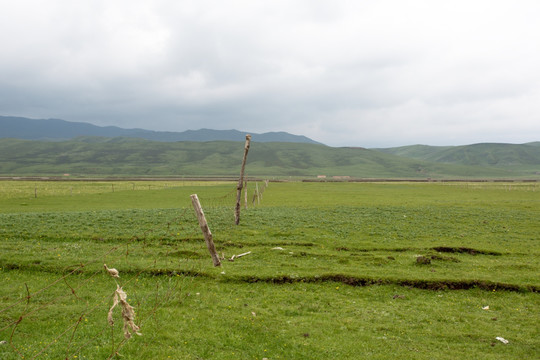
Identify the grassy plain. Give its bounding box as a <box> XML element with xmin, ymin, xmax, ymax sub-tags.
<box><xmin>0</xmin><ymin>180</ymin><xmax>539</xmax><ymax>359</ymax></box>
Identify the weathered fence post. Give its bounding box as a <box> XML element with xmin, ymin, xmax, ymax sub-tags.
<box><xmin>244</xmin><ymin>180</ymin><xmax>248</xmax><ymax>210</ymax></box>
<box><xmin>235</xmin><ymin>134</ymin><xmax>251</xmax><ymax>225</ymax></box>
<box><xmin>191</xmin><ymin>194</ymin><xmax>221</xmax><ymax>267</ymax></box>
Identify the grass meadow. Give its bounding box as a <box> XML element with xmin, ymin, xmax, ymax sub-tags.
<box><xmin>0</xmin><ymin>180</ymin><xmax>538</xmax><ymax>359</ymax></box>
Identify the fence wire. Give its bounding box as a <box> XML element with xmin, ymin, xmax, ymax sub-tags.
<box><xmin>0</xmin><ymin>180</ymin><xmax>268</xmax><ymax>359</ymax></box>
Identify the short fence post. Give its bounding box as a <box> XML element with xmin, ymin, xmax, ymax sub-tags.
<box><xmin>256</xmin><ymin>182</ymin><xmax>260</xmax><ymax>205</ymax></box>
<box><xmin>190</xmin><ymin>194</ymin><xmax>221</xmax><ymax>267</ymax></box>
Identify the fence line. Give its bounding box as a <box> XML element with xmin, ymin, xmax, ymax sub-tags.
<box><xmin>0</xmin><ymin>181</ymin><xmax>270</xmax><ymax>359</ymax></box>
<box><xmin>0</xmin><ymin>182</ymin><xmax>268</xmax><ymax>359</ymax></box>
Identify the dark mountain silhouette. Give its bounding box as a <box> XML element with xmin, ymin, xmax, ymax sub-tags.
<box><xmin>0</xmin><ymin>116</ymin><xmax>322</xmax><ymax>144</ymax></box>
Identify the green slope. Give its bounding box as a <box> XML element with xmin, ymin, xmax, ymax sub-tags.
<box><xmin>0</xmin><ymin>137</ymin><xmax>535</xmax><ymax>179</ymax></box>
<box><xmin>373</xmin><ymin>144</ymin><xmax>454</xmax><ymax>160</ymax></box>
<box><xmin>375</xmin><ymin>143</ymin><xmax>540</xmax><ymax>173</ymax></box>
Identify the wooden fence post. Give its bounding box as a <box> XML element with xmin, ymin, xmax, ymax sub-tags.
<box><xmin>190</xmin><ymin>194</ymin><xmax>221</xmax><ymax>267</ymax></box>
<box><xmin>244</xmin><ymin>180</ymin><xmax>248</xmax><ymax>210</ymax></box>
<box><xmin>235</xmin><ymin>134</ymin><xmax>252</xmax><ymax>225</ymax></box>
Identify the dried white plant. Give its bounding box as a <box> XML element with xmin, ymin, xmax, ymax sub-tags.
<box><xmin>108</xmin><ymin>285</ymin><xmax>141</xmax><ymax>339</ymax></box>
<box><xmin>104</xmin><ymin>264</ymin><xmax>120</xmax><ymax>278</ymax></box>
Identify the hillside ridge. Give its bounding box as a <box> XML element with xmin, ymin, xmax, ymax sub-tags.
<box><xmin>1</xmin><ymin>116</ymin><xmax>538</xmax><ymax>178</ymax></box>
<box><xmin>1</xmin><ymin>137</ymin><xmax>538</xmax><ymax>179</ymax></box>
<box><xmin>374</xmin><ymin>142</ymin><xmax>540</xmax><ymax>167</ymax></box>
<box><xmin>0</xmin><ymin>116</ymin><xmax>322</xmax><ymax>144</ymax></box>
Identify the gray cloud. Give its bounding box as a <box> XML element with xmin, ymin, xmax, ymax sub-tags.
<box><xmin>1</xmin><ymin>0</ymin><xmax>539</xmax><ymax>147</ymax></box>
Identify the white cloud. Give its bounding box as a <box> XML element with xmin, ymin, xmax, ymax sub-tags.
<box><xmin>1</xmin><ymin>0</ymin><xmax>539</xmax><ymax>146</ymax></box>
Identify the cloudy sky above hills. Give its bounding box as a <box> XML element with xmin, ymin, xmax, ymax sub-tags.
<box><xmin>1</xmin><ymin>0</ymin><xmax>539</xmax><ymax>147</ymax></box>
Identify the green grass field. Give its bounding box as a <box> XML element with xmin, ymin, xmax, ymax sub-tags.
<box><xmin>0</xmin><ymin>180</ymin><xmax>538</xmax><ymax>359</ymax></box>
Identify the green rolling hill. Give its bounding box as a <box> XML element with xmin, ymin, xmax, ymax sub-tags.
<box><xmin>1</xmin><ymin>137</ymin><xmax>538</xmax><ymax>179</ymax></box>
<box><xmin>374</xmin><ymin>142</ymin><xmax>540</xmax><ymax>175</ymax></box>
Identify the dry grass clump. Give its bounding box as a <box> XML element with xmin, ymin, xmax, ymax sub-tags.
<box><xmin>103</xmin><ymin>264</ymin><xmax>120</xmax><ymax>278</ymax></box>
<box><xmin>104</xmin><ymin>264</ymin><xmax>140</xmax><ymax>339</ymax></box>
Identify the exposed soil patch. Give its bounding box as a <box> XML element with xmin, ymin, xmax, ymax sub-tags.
<box><xmin>159</xmin><ymin>238</ymin><xmax>202</xmax><ymax>245</ymax></box>
<box><xmin>263</xmin><ymin>241</ymin><xmax>316</xmax><ymax>247</ymax></box>
<box><xmin>5</xmin><ymin>263</ymin><xmax>536</xmax><ymax>294</ymax></box>
<box><xmin>428</xmin><ymin>254</ymin><xmax>460</xmax><ymax>262</ymax></box>
<box><xmin>336</xmin><ymin>246</ymin><xmax>502</xmax><ymax>256</ymax></box>
<box><xmin>432</xmin><ymin>246</ymin><xmax>502</xmax><ymax>256</ymax></box>
<box><xmin>234</xmin><ymin>274</ymin><xmax>539</xmax><ymax>293</ymax></box>
<box><xmin>415</xmin><ymin>255</ymin><xmax>431</xmax><ymax>265</ymax></box>
<box><xmin>165</xmin><ymin>250</ymin><xmax>205</xmax><ymax>259</ymax></box>
<box><xmin>335</xmin><ymin>247</ymin><xmax>417</xmax><ymax>253</ymax></box>
<box><xmin>218</xmin><ymin>241</ymin><xmax>245</xmax><ymax>248</ymax></box>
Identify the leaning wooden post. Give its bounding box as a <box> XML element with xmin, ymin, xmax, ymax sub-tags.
<box><xmin>190</xmin><ymin>194</ymin><xmax>221</xmax><ymax>267</ymax></box>
<box><xmin>235</xmin><ymin>134</ymin><xmax>252</xmax><ymax>225</ymax></box>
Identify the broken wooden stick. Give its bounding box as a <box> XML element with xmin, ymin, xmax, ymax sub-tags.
<box><xmin>228</xmin><ymin>251</ymin><xmax>252</xmax><ymax>262</ymax></box>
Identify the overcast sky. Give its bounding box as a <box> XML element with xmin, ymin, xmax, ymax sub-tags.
<box><xmin>1</xmin><ymin>0</ymin><xmax>539</xmax><ymax>147</ymax></box>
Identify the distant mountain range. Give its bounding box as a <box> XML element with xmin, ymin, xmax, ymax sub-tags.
<box><xmin>0</xmin><ymin>115</ymin><xmax>538</xmax><ymax>178</ymax></box>
<box><xmin>0</xmin><ymin>116</ymin><xmax>322</xmax><ymax>144</ymax></box>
